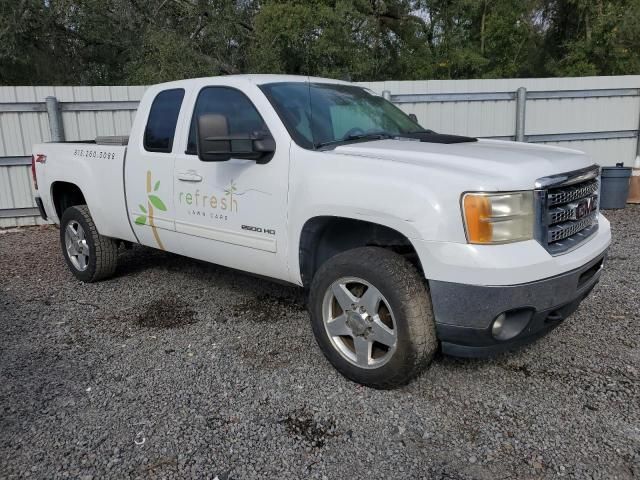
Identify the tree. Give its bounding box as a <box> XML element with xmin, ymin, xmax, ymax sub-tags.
<box><xmin>0</xmin><ymin>0</ymin><xmax>638</xmax><ymax>85</ymax></box>
<box><xmin>247</xmin><ymin>0</ymin><xmax>434</xmax><ymax>81</ymax></box>
<box><xmin>540</xmin><ymin>0</ymin><xmax>640</xmax><ymax>76</ymax></box>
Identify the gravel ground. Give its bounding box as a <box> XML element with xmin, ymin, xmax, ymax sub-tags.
<box><xmin>1</xmin><ymin>207</ymin><xmax>638</xmax><ymax>479</ymax></box>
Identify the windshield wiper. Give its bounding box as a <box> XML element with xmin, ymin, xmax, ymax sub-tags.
<box><xmin>314</xmin><ymin>132</ymin><xmax>394</xmax><ymax>150</ymax></box>
<box><xmin>404</xmin><ymin>129</ymin><xmax>435</xmax><ymax>134</ymax></box>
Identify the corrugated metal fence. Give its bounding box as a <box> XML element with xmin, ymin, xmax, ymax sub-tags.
<box><xmin>1</xmin><ymin>76</ymin><xmax>639</xmax><ymax>227</ymax></box>
<box><xmin>0</xmin><ymin>86</ymin><xmax>146</xmax><ymax>227</ymax></box>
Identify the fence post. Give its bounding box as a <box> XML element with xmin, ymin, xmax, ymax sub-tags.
<box><xmin>636</xmin><ymin>100</ymin><xmax>640</xmax><ymax>164</ymax></box>
<box><xmin>515</xmin><ymin>87</ymin><xmax>527</xmax><ymax>142</ymax></box>
<box><xmin>45</xmin><ymin>96</ymin><xmax>65</xmax><ymax>142</ymax></box>
<box><xmin>382</xmin><ymin>90</ymin><xmax>392</xmax><ymax>101</ymax></box>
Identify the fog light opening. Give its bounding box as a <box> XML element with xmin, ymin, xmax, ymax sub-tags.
<box><xmin>491</xmin><ymin>308</ymin><xmax>534</xmax><ymax>341</ymax></box>
<box><xmin>491</xmin><ymin>313</ymin><xmax>506</xmax><ymax>338</ymax></box>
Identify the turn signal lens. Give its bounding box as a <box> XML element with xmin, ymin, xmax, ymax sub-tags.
<box><xmin>462</xmin><ymin>194</ymin><xmax>493</xmax><ymax>243</ymax></box>
<box><xmin>462</xmin><ymin>191</ymin><xmax>534</xmax><ymax>244</ymax></box>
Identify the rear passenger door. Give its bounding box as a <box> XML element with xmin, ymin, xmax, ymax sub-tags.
<box><xmin>171</xmin><ymin>85</ymin><xmax>291</xmax><ymax>281</ymax></box>
<box><xmin>126</xmin><ymin>88</ymin><xmax>184</xmax><ymax>252</ymax></box>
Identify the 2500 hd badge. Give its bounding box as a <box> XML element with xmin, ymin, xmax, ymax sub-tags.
<box><xmin>241</xmin><ymin>224</ymin><xmax>276</xmax><ymax>235</ymax></box>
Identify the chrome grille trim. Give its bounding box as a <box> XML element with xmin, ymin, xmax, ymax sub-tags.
<box><xmin>548</xmin><ymin>193</ymin><xmax>599</xmax><ymax>225</ymax></box>
<box><xmin>546</xmin><ymin>224</ymin><xmax>599</xmax><ymax>256</ymax></box>
<box><xmin>548</xmin><ymin>212</ymin><xmax>598</xmax><ymax>243</ymax></box>
<box><xmin>547</xmin><ymin>180</ymin><xmax>599</xmax><ymax>207</ymax></box>
<box><xmin>534</xmin><ymin>165</ymin><xmax>601</xmax><ymax>256</ymax></box>
<box><xmin>534</xmin><ymin>164</ymin><xmax>600</xmax><ymax>189</ymax></box>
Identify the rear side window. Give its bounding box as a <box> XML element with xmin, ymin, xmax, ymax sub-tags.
<box><xmin>144</xmin><ymin>88</ymin><xmax>185</xmax><ymax>153</ymax></box>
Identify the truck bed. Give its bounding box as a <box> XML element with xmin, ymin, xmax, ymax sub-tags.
<box><xmin>33</xmin><ymin>141</ymin><xmax>136</xmax><ymax>243</ymax></box>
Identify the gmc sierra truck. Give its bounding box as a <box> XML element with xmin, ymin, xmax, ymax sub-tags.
<box><xmin>32</xmin><ymin>75</ymin><xmax>610</xmax><ymax>388</ymax></box>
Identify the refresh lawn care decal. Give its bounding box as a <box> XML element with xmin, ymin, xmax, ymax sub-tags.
<box><xmin>135</xmin><ymin>172</ymin><xmax>273</xmax><ymax>250</ymax></box>
<box><xmin>135</xmin><ymin>171</ymin><xmax>167</xmax><ymax>250</ymax></box>
<box><xmin>177</xmin><ymin>179</ymin><xmax>273</xmax><ymax>220</ymax></box>
<box><xmin>178</xmin><ymin>179</ymin><xmax>241</xmax><ymax>220</ymax></box>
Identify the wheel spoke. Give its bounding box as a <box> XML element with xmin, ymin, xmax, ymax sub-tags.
<box><xmin>66</xmin><ymin>224</ymin><xmax>78</xmax><ymax>241</ymax></box>
<box><xmin>77</xmin><ymin>255</ymin><xmax>87</xmax><ymax>270</ymax></box>
<box><xmin>359</xmin><ymin>285</ymin><xmax>382</xmax><ymax>314</ymax></box>
<box><xmin>370</xmin><ymin>316</ymin><xmax>396</xmax><ymax>347</ymax></box>
<box><xmin>354</xmin><ymin>337</ymin><xmax>371</xmax><ymax>367</ymax></box>
<box><xmin>66</xmin><ymin>240</ymin><xmax>78</xmax><ymax>256</ymax></box>
<box><xmin>79</xmin><ymin>241</ymin><xmax>89</xmax><ymax>256</ymax></box>
<box><xmin>326</xmin><ymin>313</ymin><xmax>351</xmax><ymax>337</ymax></box>
<box><xmin>331</xmin><ymin>283</ymin><xmax>357</xmax><ymax>311</ymax></box>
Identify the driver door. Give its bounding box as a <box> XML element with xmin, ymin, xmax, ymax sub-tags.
<box><xmin>172</xmin><ymin>86</ymin><xmax>290</xmax><ymax>281</ymax></box>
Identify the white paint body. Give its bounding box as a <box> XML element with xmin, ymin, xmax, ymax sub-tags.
<box><xmin>33</xmin><ymin>75</ymin><xmax>611</xmax><ymax>287</ymax></box>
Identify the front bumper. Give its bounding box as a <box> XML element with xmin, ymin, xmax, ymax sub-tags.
<box><xmin>429</xmin><ymin>250</ymin><xmax>606</xmax><ymax>357</ymax></box>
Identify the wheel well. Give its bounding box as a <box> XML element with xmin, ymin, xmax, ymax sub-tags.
<box><xmin>51</xmin><ymin>182</ymin><xmax>86</xmax><ymax>219</ymax></box>
<box><xmin>299</xmin><ymin>216</ymin><xmax>423</xmax><ymax>287</ymax></box>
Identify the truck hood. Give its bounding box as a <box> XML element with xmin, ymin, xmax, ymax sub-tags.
<box><xmin>332</xmin><ymin>138</ymin><xmax>594</xmax><ymax>190</ymax></box>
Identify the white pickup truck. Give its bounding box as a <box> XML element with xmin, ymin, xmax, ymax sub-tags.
<box><xmin>32</xmin><ymin>75</ymin><xmax>610</xmax><ymax>388</ymax></box>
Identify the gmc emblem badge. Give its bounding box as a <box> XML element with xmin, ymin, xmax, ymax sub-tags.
<box><xmin>574</xmin><ymin>196</ymin><xmax>597</xmax><ymax>220</ymax></box>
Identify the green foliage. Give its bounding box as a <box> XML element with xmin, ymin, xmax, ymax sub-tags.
<box><xmin>541</xmin><ymin>0</ymin><xmax>640</xmax><ymax>77</ymax></box>
<box><xmin>247</xmin><ymin>0</ymin><xmax>433</xmax><ymax>80</ymax></box>
<box><xmin>134</xmin><ymin>215</ymin><xmax>147</xmax><ymax>225</ymax></box>
<box><xmin>1</xmin><ymin>0</ymin><xmax>638</xmax><ymax>85</ymax></box>
<box><xmin>148</xmin><ymin>195</ymin><xmax>167</xmax><ymax>211</ymax></box>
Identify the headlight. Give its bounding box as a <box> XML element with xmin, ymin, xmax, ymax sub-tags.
<box><xmin>462</xmin><ymin>191</ymin><xmax>534</xmax><ymax>244</ymax></box>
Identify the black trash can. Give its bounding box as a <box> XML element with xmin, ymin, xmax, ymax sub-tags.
<box><xmin>600</xmin><ymin>164</ymin><xmax>632</xmax><ymax>209</ymax></box>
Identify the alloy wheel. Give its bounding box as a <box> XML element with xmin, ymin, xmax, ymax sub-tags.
<box><xmin>321</xmin><ymin>277</ymin><xmax>398</xmax><ymax>369</ymax></box>
<box><xmin>64</xmin><ymin>221</ymin><xmax>90</xmax><ymax>271</ymax></box>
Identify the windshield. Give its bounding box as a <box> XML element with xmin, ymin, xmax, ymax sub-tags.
<box><xmin>260</xmin><ymin>82</ymin><xmax>424</xmax><ymax>149</ymax></box>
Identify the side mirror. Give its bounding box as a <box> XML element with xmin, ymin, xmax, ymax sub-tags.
<box><xmin>196</xmin><ymin>113</ymin><xmax>275</xmax><ymax>163</ymax></box>
<box><xmin>408</xmin><ymin>113</ymin><xmax>418</xmax><ymax>123</ymax></box>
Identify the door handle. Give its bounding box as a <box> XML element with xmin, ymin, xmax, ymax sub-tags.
<box><xmin>176</xmin><ymin>171</ymin><xmax>203</xmax><ymax>182</ymax></box>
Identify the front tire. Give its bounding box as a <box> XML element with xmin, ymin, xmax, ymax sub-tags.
<box><xmin>60</xmin><ymin>205</ymin><xmax>118</xmax><ymax>282</ymax></box>
<box><xmin>308</xmin><ymin>247</ymin><xmax>437</xmax><ymax>389</ymax></box>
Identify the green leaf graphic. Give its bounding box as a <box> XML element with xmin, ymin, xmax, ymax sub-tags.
<box><xmin>139</xmin><ymin>204</ymin><xmax>147</xmax><ymax>214</ymax></box>
<box><xmin>135</xmin><ymin>215</ymin><xmax>147</xmax><ymax>225</ymax></box>
<box><xmin>148</xmin><ymin>194</ymin><xmax>167</xmax><ymax>211</ymax></box>
<box><xmin>154</xmin><ymin>180</ymin><xmax>160</xmax><ymax>191</ymax></box>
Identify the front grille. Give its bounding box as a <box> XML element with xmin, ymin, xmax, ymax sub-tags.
<box><xmin>547</xmin><ymin>179</ymin><xmax>599</xmax><ymax>207</ymax></box>
<box><xmin>535</xmin><ymin>166</ymin><xmax>600</xmax><ymax>255</ymax></box>
<box><xmin>547</xmin><ymin>193</ymin><xmax>599</xmax><ymax>225</ymax></box>
<box><xmin>548</xmin><ymin>212</ymin><xmax>598</xmax><ymax>242</ymax></box>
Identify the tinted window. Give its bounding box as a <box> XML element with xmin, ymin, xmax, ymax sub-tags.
<box><xmin>260</xmin><ymin>82</ymin><xmax>423</xmax><ymax>149</ymax></box>
<box><xmin>186</xmin><ymin>87</ymin><xmax>268</xmax><ymax>154</ymax></box>
<box><xmin>144</xmin><ymin>89</ymin><xmax>185</xmax><ymax>153</ymax></box>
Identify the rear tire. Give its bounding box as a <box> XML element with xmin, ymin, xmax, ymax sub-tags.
<box><xmin>60</xmin><ymin>205</ymin><xmax>118</xmax><ymax>282</ymax></box>
<box><xmin>308</xmin><ymin>247</ymin><xmax>437</xmax><ymax>389</ymax></box>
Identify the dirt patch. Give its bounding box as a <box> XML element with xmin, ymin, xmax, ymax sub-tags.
<box><xmin>233</xmin><ymin>294</ymin><xmax>305</xmax><ymax>322</ymax></box>
<box><xmin>281</xmin><ymin>408</ymin><xmax>337</xmax><ymax>448</ymax></box>
<box><xmin>136</xmin><ymin>296</ymin><xmax>197</xmax><ymax>329</ymax></box>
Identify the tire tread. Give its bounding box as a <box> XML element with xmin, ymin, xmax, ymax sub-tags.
<box><xmin>62</xmin><ymin>205</ymin><xmax>118</xmax><ymax>282</ymax></box>
<box><xmin>309</xmin><ymin>247</ymin><xmax>437</xmax><ymax>389</ymax></box>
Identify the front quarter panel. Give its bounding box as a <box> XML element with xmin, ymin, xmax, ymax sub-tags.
<box><xmin>287</xmin><ymin>146</ymin><xmax>470</xmax><ymax>283</ymax></box>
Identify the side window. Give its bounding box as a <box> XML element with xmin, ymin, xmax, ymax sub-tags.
<box><xmin>186</xmin><ymin>87</ymin><xmax>269</xmax><ymax>154</ymax></box>
<box><xmin>144</xmin><ymin>88</ymin><xmax>185</xmax><ymax>153</ymax></box>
